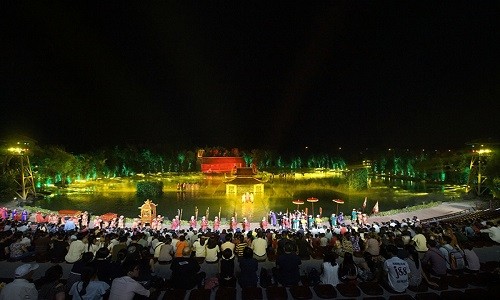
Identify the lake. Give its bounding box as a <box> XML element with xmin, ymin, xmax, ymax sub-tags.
<box><xmin>31</xmin><ymin>174</ymin><xmax>464</xmax><ymax>222</ymax></box>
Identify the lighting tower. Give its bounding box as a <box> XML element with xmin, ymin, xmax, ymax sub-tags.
<box><xmin>3</xmin><ymin>140</ymin><xmax>37</xmax><ymax>201</ymax></box>
<box><xmin>466</xmin><ymin>143</ymin><xmax>493</xmax><ymax>196</ymax></box>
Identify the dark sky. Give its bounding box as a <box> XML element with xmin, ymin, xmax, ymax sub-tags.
<box><xmin>1</xmin><ymin>2</ymin><xmax>499</xmax><ymax>154</ymax></box>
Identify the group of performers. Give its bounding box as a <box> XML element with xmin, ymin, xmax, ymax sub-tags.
<box><xmin>1</xmin><ymin>202</ymin><xmax>370</xmax><ymax>234</ymax></box>
<box><xmin>0</xmin><ymin>207</ymin><xmax>30</xmax><ymax>222</ymax></box>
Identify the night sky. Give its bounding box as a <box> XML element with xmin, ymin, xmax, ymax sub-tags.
<box><xmin>1</xmin><ymin>2</ymin><xmax>499</xmax><ymax>154</ymax></box>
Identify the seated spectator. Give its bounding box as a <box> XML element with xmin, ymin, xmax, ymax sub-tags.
<box><xmin>205</xmin><ymin>236</ymin><xmax>220</xmax><ymax>264</ymax></box>
<box><xmin>296</xmin><ymin>233</ymin><xmax>312</xmax><ymax>260</ymax></box>
<box><xmin>274</xmin><ymin>241</ymin><xmax>301</xmax><ymax>286</ymax></box>
<box><xmin>338</xmin><ymin>252</ymin><xmax>358</xmax><ymax>283</ymax></box>
<box><xmin>155</xmin><ymin>236</ymin><xmax>173</xmax><ymax>264</ymax></box>
<box><xmin>91</xmin><ymin>247</ymin><xmax>114</xmax><ymax>285</ymax></box>
<box><xmin>174</xmin><ymin>235</ymin><xmax>188</xmax><ymax>258</ymax></box>
<box><xmin>109</xmin><ymin>259</ymin><xmax>156</xmax><ymax>300</ymax></box>
<box><xmin>69</xmin><ymin>265</ymin><xmax>110</xmax><ymax>300</ymax></box>
<box><xmin>320</xmin><ymin>252</ymin><xmax>340</xmax><ymax>286</ymax></box>
<box><xmin>170</xmin><ymin>247</ymin><xmax>205</xmax><ymax>290</ymax></box>
<box><xmin>219</xmin><ymin>248</ymin><xmax>236</xmax><ymax>287</ymax></box>
<box><xmin>7</xmin><ymin>231</ymin><xmax>34</xmax><ymax>261</ymax></box>
<box><xmin>221</xmin><ymin>233</ymin><xmax>235</xmax><ymax>259</ymax></box>
<box><xmin>0</xmin><ymin>263</ymin><xmax>39</xmax><ymax>300</ymax></box>
<box><xmin>421</xmin><ymin>239</ymin><xmax>447</xmax><ymax>278</ymax></box>
<box><xmin>383</xmin><ymin>244</ymin><xmax>410</xmax><ymax>293</ymax></box>
<box><xmin>480</xmin><ymin>221</ymin><xmax>500</xmax><ymax>244</ymax></box>
<box><xmin>33</xmin><ymin>230</ymin><xmax>51</xmax><ymax>262</ymax></box>
<box><xmin>35</xmin><ymin>264</ymin><xmax>65</xmax><ymax>300</ymax></box>
<box><xmin>65</xmin><ymin>233</ymin><xmax>87</xmax><ymax>264</ymax></box>
<box><xmin>234</xmin><ymin>234</ymin><xmax>247</xmax><ymax>259</ymax></box>
<box><xmin>50</xmin><ymin>232</ymin><xmax>69</xmax><ymax>263</ymax></box>
<box><xmin>192</xmin><ymin>234</ymin><xmax>207</xmax><ymax>262</ymax></box>
<box><xmin>404</xmin><ymin>244</ymin><xmax>438</xmax><ymax>289</ymax></box>
<box><xmin>251</xmin><ymin>231</ymin><xmax>267</xmax><ymax>261</ymax></box>
<box><xmin>238</xmin><ymin>247</ymin><xmax>258</xmax><ymax>288</ymax></box>
<box><xmin>66</xmin><ymin>252</ymin><xmax>95</xmax><ymax>293</ymax></box>
<box><xmin>462</xmin><ymin>242</ymin><xmax>480</xmax><ymax>273</ymax></box>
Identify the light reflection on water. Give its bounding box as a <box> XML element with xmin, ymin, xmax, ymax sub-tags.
<box><xmin>34</xmin><ymin>177</ymin><xmax>463</xmax><ymax>221</ymax></box>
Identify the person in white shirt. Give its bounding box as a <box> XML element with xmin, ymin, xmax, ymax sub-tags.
<box><xmin>0</xmin><ymin>263</ymin><xmax>38</xmax><ymax>300</ymax></box>
<box><xmin>320</xmin><ymin>253</ymin><xmax>340</xmax><ymax>286</ymax></box>
<box><xmin>65</xmin><ymin>233</ymin><xmax>87</xmax><ymax>263</ymax></box>
<box><xmin>251</xmin><ymin>231</ymin><xmax>268</xmax><ymax>261</ymax></box>
<box><xmin>462</xmin><ymin>242</ymin><xmax>480</xmax><ymax>273</ymax></box>
<box><xmin>109</xmin><ymin>260</ymin><xmax>156</xmax><ymax>300</ymax></box>
<box><xmin>221</xmin><ymin>233</ymin><xmax>236</xmax><ymax>259</ymax></box>
<box><xmin>383</xmin><ymin>245</ymin><xmax>410</xmax><ymax>293</ymax></box>
<box><xmin>480</xmin><ymin>221</ymin><xmax>500</xmax><ymax>244</ymax></box>
<box><xmin>69</xmin><ymin>265</ymin><xmax>110</xmax><ymax>300</ymax></box>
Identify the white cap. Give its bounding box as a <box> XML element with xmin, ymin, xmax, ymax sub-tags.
<box><xmin>15</xmin><ymin>263</ymin><xmax>39</xmax><ymax>278</ymax></box>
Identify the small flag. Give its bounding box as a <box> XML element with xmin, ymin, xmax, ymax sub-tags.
<box><xmin>362</xmin><ymin>197</ymin><xmax>367</xmax><ymax>210</ymax></box>
<box><xmin>372</xmin><ymin>201</ymin><xmax>379</xmax><ymax>214</ymax></box>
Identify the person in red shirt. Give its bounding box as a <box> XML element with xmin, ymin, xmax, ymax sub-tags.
<box><xmin>189</xmin><ymin>216</ymin><xmax>197</xmax><ymax>229</ymax></box>
<box><xmin>243</xmin><ymin>218</ymin><xmax>250</xmax><ymax>232</ymax></box>
<box><xmin>230</xmin><ymin>217</ymin><xmax>237</xmax><ymax>231</ymax></box>
<box><xmin>171</xmin><ymin>215</ymin><xmax>179</xmax><ymax>231</ymax></box>
<box><xmin>201</xmin><ymin>216</ymin><xmax>208</xmax><ymax>232</ymax></box>
<box><xmin>213</xmin><ymin>216</ymin><xmax>220</xmax><ymax>232</ymax></box>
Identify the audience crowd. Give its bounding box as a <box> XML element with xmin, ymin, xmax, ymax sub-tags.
<box><xmin>0</xmin><ymin>207</ymin><xmax>499</xmax><ymax>299</ymax></box>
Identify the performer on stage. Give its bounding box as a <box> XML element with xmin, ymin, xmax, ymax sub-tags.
<box><xmin>0</xmin><ymin>207</ymin><xmax>6</xmax><ymax>220</ymax></box>
<box><xmin>131</xmin><ymin>218</ymin><xmax>139</xmax><ymax>230</ymax></box>
<box><xmin>156</xmin><ymin>215</ymin><xmax>164</xmax><ymax>231</ymax></box>
<box><xmin>213</xmin><ymin>216</ymin><xmax>220</xmax><ymax>232</ymax></box>
<box><xmin>282</xmin><ymin>216</ymin><xmax>290</xmax><ymax>230</ymax></box>
<box><xmin>35</xmin><ymin>211</ymin><xmax>45</xmax><ymax>223</ymax></box>
<box><xmin>230</xmin><ymin>216</ymin><xmax>237</xmax><ymax>231</ymax></box>
<box><xmin>308</xmin><ymin>215</ymin><xmax>314</xmax><ymax>229</ymax></box>
<box><xmin>151</xmin><ymin>217</ymin><xmax>158</xmax><ymax>230</ymax></box>
<box><xmin>269</xmin><ymin>210</ymin><xmax>277</xmax><ymax>227</ymax></box>
<box><xmin>201</xmin><ymin>216</ymin><xmax>208</xmax><ymax>232</ymax></box>
<box><xmin>171</xmin><ymin>215</ymin><xmax>180</xmax><ymax>231</ymax></box>
<box><xmin>21</xmin><ymin>209</ymin><xmax>29</xmax><ymax>222</ymax></box>
<box><xmin>242</xmin><ymin>217</ymin><xmax>250</xmax><ymax>232</ymax></box>
<box><xmin>81</xmin><ymin>211</ymin><xmax>89</xmax><ymax>227</ymax></box>
<box><xmin>189</xmin><ymin>216</ymin><xmax>197</xmax><ymax>229</ymax></box>
<box><xmin>118</xmin><ymin>215</ymin><xmax>125</xmax><ymax>229</ymax></box>
<box><xmin>260</xmin><ymin>217</ymin><xmax>268</xmax><ymax>230</ymax></box>
<box><xmin>337</xmin><ymin>212</ymin><xmax>344</xmax><ymax>225</ymax></box>
<box><xmin>93</xmin><ymin>216</ymin><xmax>101</xmax><ymax>229</ymax></box>
<box><xmin>330</xmin><ymin>213</ymin><xmax>337</xmax><ymax>227</ymax></box>
<box><xmin>315</xmin><ymin>215</ymin><xmax>322</xmax><ymax>229</ymax></box>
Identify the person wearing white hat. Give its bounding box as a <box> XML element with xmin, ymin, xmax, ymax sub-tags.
<box><xmin>0</xmin><ymin>263</ymin><xmax>39</xmax><ymax>300</ymax></box>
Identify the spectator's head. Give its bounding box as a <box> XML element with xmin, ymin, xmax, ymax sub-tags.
<box><xmin>122</xmin><ymin>259</ymin><xmax>140</xmax><ymax>278</ymax></box>
<box><xmin>182</xmin><ymin>246</ymin><xmax>192</xmax><ymax>257</ymax></box>
<box><xmin>386</xmin><ymin>244</ymin><xmax>398</xmax><ymax>257</ymax></box>
<box><xmin>81</xmin><ymin>251</ymin><xmax>94</xmax><ymax>263</ymax></box>
<box><xmin>323</xmin><ymin>252</ymin><xmax>338</xmax><ymax>266</ymax></box>
<box><xmin>96</xmin><ymin>247</ymin><xmax>110</xmax><ymax>259</ymax></box>
<box><xmin>427</xmin><ymin>239</ymin><xmax>438</xmax><ymax>248</ymax></box>
<box><xmin>442</xmin><ymin>235</ymin><xmax>452</xmax><ymax>245</ymax></box>
<box><xmin>243</xmin><ymin>247</ymin><xmax>253</xmax><ymax>259</ymax></box>
<box><xmin>343</xmin><ymin>252</ymin><xmax>354</xmax><ymax>264</ymax></box>
<box><xmin>14</xmin><ymin>263</ymin><xmax>39</xmax><ymax>279</ymax></box>
<box><xmin>284</xmin><ymin>241</ymin><xmax>295</xmax><ymax>254</ymax></box>
<box><xmin>43</xmin><ymin>264</ymin><xmax>63</xmax><ymax>281</ymax></box>
<box><xmin>222</xmin><ymin>248</ymin><xmax>233</xmax><ymax>260</ymax></box>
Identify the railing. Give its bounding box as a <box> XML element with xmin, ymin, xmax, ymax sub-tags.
<box><xmin>420</xmin><ymin>208</ymin><xmax>474</xmax><ymax>223</ymax></box>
